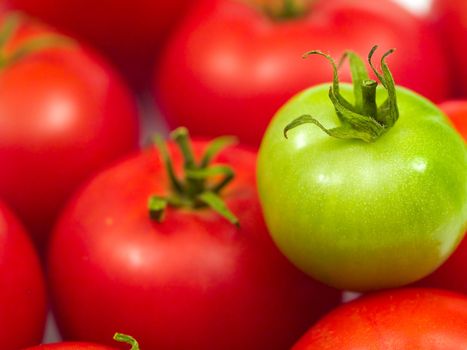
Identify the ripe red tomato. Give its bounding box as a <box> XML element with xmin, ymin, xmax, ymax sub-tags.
<box><xmin>0</xmin><ymin>14</ymin><xmax>139</xmax><ymax>248</ymax></box>
<box><xmin>293</xmin><ymin>288</ymin><xmax>467</xmax><ymax>349</ymax></box>
<box><xmin>439</xmin><ymin>100</ymin><xmax>467</xmax><ymax>139</ymax></box>
<box><xmin>24</xmin><ymin>345</ymin><xmax>116</xmax><ymax>350</ymax></box>
<box><xmin>431</xmin><ymin>0</ymin><xmax>467</xmax><ymax>97</ymax></box>
<box><xmin>0</xmin><ymin>201</ymin><xmax>46</xmax><ymax>349</ymax></box>
<box><xmin>412</xmin><ymin>101</ymin><xmax>467</xmax><ymax>294</ymax></box>
<box><xmin>155</xmin><ymin>0</ymin><xmax>449</xmax><ymax>146</ymax></box>
<box><xmin>48</xmin><ymin>130</ymin><xmax>340</xmax><ymax>350</ymax></box>
<box><xmin>4</xmin><ymin>0</ymin><xmax>194</xmax><ymax>87</ymax></box>
<box><xmin>24</xmin><ymin>333</ymin><xmax>139</xmax><ymax>350</ymax></box>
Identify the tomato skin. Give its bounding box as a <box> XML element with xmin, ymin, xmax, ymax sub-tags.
<box><xmin>439</xmin><ymin>101</ymin><xmax>467</xmax><ymax>139</ymax></box>
<box><xmin>4</xmin><ymin>0</ymin><xmax>194</xmax><ymax>87</ymax></box>
<box><xmin>257</xmin><ymin>84</ymin><xmax>467</xmax><ymax>291</ymax></box>
<box><xmin>411</xmin><ymin>101</ymin><xmax>467</xmax><ymax>294</ymax></box>
<box><xmin>24</xmin><ymin>344</ymin><xmax>116</xmax><ymax>350</ymax></box>
<box><xmin>0</xmin><ymin>17</ymin><xmax>139</xmax><ymax>248</ymax></box>
<box><xmin>431</xmin><ymin>0</ymin><xmax>467</xmax><ymax>97</ymax></box>
<box><xmin>155</xmin><ymin>0</ymin><xmax>449</xmax><ymax>146</ymax></box>
<box><xmin>293</xmin><ymin>288</ymin><xmax>467</xmax><ymax>350</ymax></box>
<box><xmin>0</xmin><ymin>202</ymin><xmax>46</xmax><ymax>349</ymax></box>
<box><xmin>48</xmin><ymin>141</ymin><xmax>340</xmax><ymax>350</ymax></box>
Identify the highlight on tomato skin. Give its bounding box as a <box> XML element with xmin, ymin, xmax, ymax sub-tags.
<box><xmin>0</xmin><ymin>201</ymin><xmax>47</xmax><ymax>350</ymax></box>
<box><xmin>292</xmin><ymin>288</ymin><xmax>467</xmax><ymax>349</ymax></box>
<box><xmin>47</xmin><ymin>129</ymin><xmax>341</xmax><ymax>350</ymax></box>
<box><xmin>0</xmin><ymin>13</ymin><xmax>140</xmax><ymax>251</ymax></box>
<box><xmin>410</xmin><ymin>100</ymin><xmax>467</xmax><ymax>295</ymax></box>
<box><xmin>155</xmin><ymin>0</ymin><xmax>449</xmax><ymax>147</ymax></box>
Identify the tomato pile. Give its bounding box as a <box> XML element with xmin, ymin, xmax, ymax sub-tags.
<box><xmin>0</xmin><ymin>0</ymin><xmax>465</xmax><ymax>349</ymax></box>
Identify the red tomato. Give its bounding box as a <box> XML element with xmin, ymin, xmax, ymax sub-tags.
<box><xmin>293</xmin><ymin>288</ymin><xmax>467</xmax><ymax>349</ymax></box>
<box><xmin>0</xmin><ymin>201</ymin><xmax>46</xmax><ymax>349</ymax></box>
<box><xmin>0</xmin><ymin>15</ymin><xmax>139</xmax><ymax>249</ymax></box>
<box><xmin>431</xmin><ymin>0</ymin><xmax>467</xmax><ymax>97</ymax></box>
<box><xmin>48</xmin><ymin>133</ymin><xmax>340</xmax><ymax>350</ymax></box>
<box><xmin>155</xmin><ymin>0</ymin><xmax>449</xmax><ymax>146</ymax></box>
<box><xmin>439</xmin><ymin>101</ymin><xmax>467</xmax><ymax>138</ymax></box>
<box><xmin>4</xmin><ymin>0</ymin><xmax>194</xmax><ymax>87</ymax></box>
<box><xmin>24</xmin><ymin>345</ymin><xmax>116</xmax><ymax>350</ymax></box>
<box><xmin>412</xmin><ymin>101</ymin><xmax>467</xmax><ymax>294</ymax></box>
<box><xmin>24</xmin><ymin>333</ymin><xmax>139</xmax><ymax>350</ymax></box>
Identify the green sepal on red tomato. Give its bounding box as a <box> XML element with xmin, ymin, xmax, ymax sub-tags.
<box><xmin>155</xmin><ymin>0</ymin><xmax>449</xmax><ymax>146</ymax></box>
<box><xmin>257</xmin><ymin>47</ymin><xmax>467</xmax><ymax>292</ymax></box>
<box><xmin>0</xmin><ymin>13</ymin><xmax>139</xmax><ymax>249</ymax></box>
<box><xmin>48</xmin><ymin>129</ymin><xmax>340</xmax><ymax>350</ymax></box>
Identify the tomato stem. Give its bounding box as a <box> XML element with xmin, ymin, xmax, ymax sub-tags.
<box><xmin>284</xmin><ymin>46</ymin><xmax>399</xmax><ymax>142</ymax></box>
<box><xmin>113</xmin><ymin>333</ymin><xmax>140</xmax><ymax>350</ymax></box>
<box><xmin>148</xmin><ymin>127</ymin><xmax>240</xmax><ymax>227</ymax></box>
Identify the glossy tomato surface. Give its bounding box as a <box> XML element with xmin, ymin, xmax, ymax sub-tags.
<box><xmin>413</xmin><ymin>100</ymin><xmax>467</xmax><ymax>294</ymax></box>
<box><xmin>0</xmin><ymin>202</ymin><xmax>46</xmax><ymax>349</ymax></box>
<box><xmin>48</xmin><ymin>141</ymin><xmax>340</xmax><ymax>350</ymax></box>
<box><xmin>155</xmin><ymin>0</ymin><xmax>449</xmax><ymax>146</ymax></box>
<box><xmin>0</xmin><ymin>15</ymin><xmax>139</xmax><ymax>248</ymax></box>
<box><xmin>258</xmin><ymin>84</ymin><xmax>467</xmax><ymax>291</ymax></box>
<box><xmin>4</xmin><ymin>0</ymin><xmax>194</xmax><ymax>87</ymax></box>
<box><xmin>293</xmin><ymin>288</ymin><xmax>467</xmax><ymax>349</ymax></box>
<box><xmin>431</xmin><ymin>0</ymin><xmax>467</xmax><ymax>97</ymax></box>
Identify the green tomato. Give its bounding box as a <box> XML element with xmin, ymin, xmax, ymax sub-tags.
<box><xmin>257</xmin><ymin>48</ymin><xmax>467</xmax><ymax>292</ymax></box>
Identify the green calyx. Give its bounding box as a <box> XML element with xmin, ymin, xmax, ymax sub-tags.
<box><xmin>284</xmin><ymin>45</ymin><xmax>399</xmax><ymax>143</ymax></box>
<box><xmin>113</xmin><ymin>333</ymin><xmax>140</xmax><ymax>350</ymax></box>
<box><xmin>262</xmin><ymin>0</ymin><xmax>310</xmax><ymax>21</ymax></box>
<box><xmin>148</xmin><ymin>127</ymin><xmax>240</xmax><ymax>227</ymax></box>
<box><xmin>0</xmin><ymin>13</ymin><xmax>70</xmax><ymax>70</ymax></box>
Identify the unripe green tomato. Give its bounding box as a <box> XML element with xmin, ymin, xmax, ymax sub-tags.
<box><xmin>257</xmin><ymin>83</ymin><xmax>467</xmax><ymax>292</ymax></box>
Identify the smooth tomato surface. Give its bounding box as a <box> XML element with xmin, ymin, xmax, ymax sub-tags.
<box><xmin>439</xmin><ymin>100</ymin><xmax>467</xmax><ymax>139</ymax></box>
<box><xmin>431</xmin><ymin>0</ymin><xmax>467</xmax><ymax>97</ymax></box>
<box><xmin>155</xmin><ymin>0</ymin><xmax>449</xmax><ymax>146</ymax></box>
<box><xmin>4</xmin><ymin>0</ymin><xmax>194</xmax><ymax>87</ymax></box>
<box><xmin>0</xmin><ymin>16</ymin><xmax>139</xmax><ymax>248</ymax></box>
<box><xmin>24</xmin><ymin>344</ymin><xmax>116</xmax><ymax>350</ymax></box>
<box><xmin>293</xmin><ymin>288</ymin><xmax>467</xmax><ymax>349</ymax></box>
<box><xmin>412</xmin><ymin>100</ymin><xmax>467</xmax><ymax>294</ymax></box>
<box><xmin>258</xmin><ymin>84</ymin><xmax>467</xmax><ymax>291</ymax></box>
<box><xmin>48</xmin><ymin>141</ymin><xmax>340</xmax><ymax>350</ymax></box>
<box><xmin>0</xmin><ymin>202</ymin><xmax>46</xmax><ymax>349</ymax></box>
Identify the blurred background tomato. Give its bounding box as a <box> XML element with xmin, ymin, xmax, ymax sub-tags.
<box><xmin>2</xmin><ymin>0</ymin><xmax>196</xmax><ymax>88</ymax></box>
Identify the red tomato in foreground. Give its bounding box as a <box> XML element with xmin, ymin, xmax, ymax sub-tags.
<box><xmin>155</xmin><ymin>0</ymin><xmax>449</xmax><ymax>146</ymax></box>
<box><xmin>48</xmin><ymin>139</ymin><xmax>340</xmax><ymax>350</ymax></box>
<box><xmin>293</xmin><ymin>289</ymin><xmax>467</xmax><ymax>349</ymax></box>
<box><xmin>431</xmin><ymin>0</ymin><xmax>467</xmax><ymax>97</ymax></box>
<box><xmin>0</xmin><ymin>202</ymin><xmax>46</xmax><ymax>349</ymax></box>
<box><xmin>0</xmin><ymin>15</ymin><xmax>139</xmax><ymax>249</ymax></box>
<box><xmin>413</xmin><ymin>101</ymin><xmax>467</xmax><ymax>294</ymax></box>
<box><xmin>4</xmin><ymin>0</ymin><xmax>194</xmax><ymax>87</ymax></box>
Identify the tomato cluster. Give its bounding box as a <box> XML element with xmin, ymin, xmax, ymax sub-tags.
<box><xmin>0</xmin><ymin>0</ymin><xmax>465</xmax><ymax>349</ymax></box>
